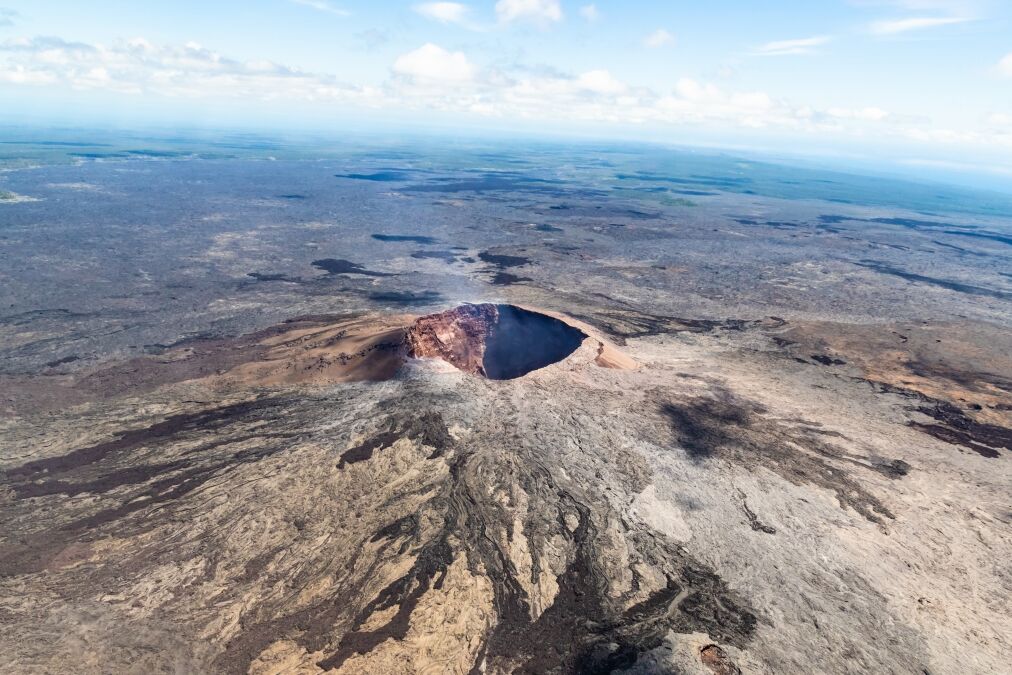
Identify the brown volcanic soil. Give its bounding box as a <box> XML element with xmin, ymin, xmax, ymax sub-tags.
<box><xmin>775</xmin><ymin>320</ymin><xmax>1012</xmax><ymax>420</ymax></box>
<box><xmin>768</xmin><ymin>319</ymin><xmax>1012</xmax><ymax>458</ymax></box>
<box><xmin>214</xmin><ymin>314</ymin><xmax>411</xmax><ymax>388</ymax></box>
<box><xmin>0</xmin><ymin>314</ymin><xmax>415</xmax><ymax>417</ymax></box>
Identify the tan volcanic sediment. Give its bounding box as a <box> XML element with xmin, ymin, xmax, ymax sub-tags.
<box><xmin>214</xmin><ymin>314</ymin><xmax>414</xmax><ymax>389</ymax></box>
<box><xmin>0</xmin><ymin>313</ymin><xmax>419</xmax><ymax>417</ymax></box>
<box><xmin>0</xmin><ymin>306</ymin><xmax>632</xmax><ymax>419</ymax></box>
<box><xmin>775</xmin><ymin>320</ymin><xmax>1012</xmax><ymax>426</ymax></box>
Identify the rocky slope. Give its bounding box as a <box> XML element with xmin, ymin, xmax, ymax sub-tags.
<box><xmin>1</xmin><ymin>303</ymin><xmax>1008</xmax><ymax>674</ymax></box>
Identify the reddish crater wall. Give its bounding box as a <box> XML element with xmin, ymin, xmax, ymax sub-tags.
<box><xmin>406</xmin><ymin>303</ymin><xmax>499</xmax><ymax>376</ymax></box>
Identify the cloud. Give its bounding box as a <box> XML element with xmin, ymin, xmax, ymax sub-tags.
<box><xmin>495</xmin><ymin>0</ymin><xmax>563</xmax><ymax>25</ymax></box>
<box><xmin>827</xmin><ymin>106</ymin><xmax>889</xmax><ymax>121</ymax></box>
<box><xmin>652</xmin><ymin>78</ymin><xmax>784</xmax><ymax>129</ymax></box>
<box><xmin>869</xmin><ymin>15</ymin><xmax>971</xmax><ymax>33</ymax></box>
<box><xmin>755</xmin><ymin>35</ymin><xmax>831</xmax><ymax>56</ymax></box>
<box><xmin>643</xmin><ymin>29</ymin><xmax>674</xmax><ymax>48</ymax></box>
<box><xmin>288</xmin><ymin>0</ymin><xmax>349</xmax><ymax>16</ymax></box>
<box><xmin>392</xmin><ymin>43</ymin><xmax>476</xmax><ymax>82</ymax></box>
<box><xmin>414</xmin><ymin>2</ymin><xmax>470</xmax><ymax>25</ymax></box>
<box><xmin>895</xmin><ymin>157</ymin><xmax>1012</xmax><ymax>180</ymax></box>
<box><xmin>579</xmin><ymin>4</ymin><xmax>599</xmax><ymax>21</ymax></box>
<box><xmin>996</xmin><ymin>52</ymin><xmax>1012</xmax><ymax>76</ymax></box>
<box><xmin>0</xmin><ymin>7</ymin><xmax>18</xmax><ymax>27</ymax></box>
<box><xmin>898</xmin><ymin>1</ymin><xmax>972</xmax><ymax>7</ymax></box>
<box><xmin>0</xmin><ymin>33</ymin><xmax>871</xmax><ymax>132</ymax></box>
<box><xmin>576</xmin><ymin>69</ymin><xmax>625</xmax><ymax>94</ymax></box>
<box><xmin>0</xmin><ymin>35</ymin><xmax>369</xmax><ymax>98</ymax></box>
<box><xmin>4</xmin><ymin>32</ymin><xmax>1007</xmax><ymax>154</ymax></box>
<box><xmin>861</xmin><ymin>0</ymin><xmax>979</xmax><ymax>11</ymax></box>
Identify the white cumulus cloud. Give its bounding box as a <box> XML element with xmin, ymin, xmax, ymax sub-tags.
<box><xmin>576</xmin><ymin>69</ymin><xmax>625</xmax><ymax>94</ymax></box>
<box><xmin>643</xmin><ymin>29</ymin><xmax>674</xmax><ymax>48</ymax></box>
<box><xmin>3</xmin><ymin>32</ymin><xmax>1007</xmax><ymax>154</ymax></box>
<box><xmin>495</xmin><ymin>0</ymin><xmax>562</xmax><ymax>25</ymax></box>
<box><xmin>827</xmin><ymin>106</ymin><xmax>890</xmax><ymax>121</ymax></box>
<box><xmin>0</xmin><ymin>35</ymin><xmax>368</xmax><ymax>99</ymax></box>
<box><xmin>579</xmin><ymin>4</ymin><xmax>599</xmax><ymax>21</ymax></box>
<box><xmin>393</xmin><ymin>43</ymin><xmax>476</xmax><ymax>82</ymax></box>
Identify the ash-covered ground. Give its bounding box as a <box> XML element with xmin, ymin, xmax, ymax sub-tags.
<box><xmin>1</xmin><ymin>134</ymin><xmax>1010</xmax><ymax>674</ymax></box>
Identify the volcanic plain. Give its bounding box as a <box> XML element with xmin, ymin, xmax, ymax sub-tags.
<box><xmin>1</xmin><ymin>138</ymin><xmax>1010</xmax><ymax>674</ymax></box>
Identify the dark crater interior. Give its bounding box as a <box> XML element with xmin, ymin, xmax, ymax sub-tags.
<box><xmin>483</xmin><ymin>305</ymin><xmax>586</xmax><ymax>379</ymax></box>
<box><xmin>406</xmin><ymin>303</ymin><xmax>588</xmax><ymax>380</ymax></box>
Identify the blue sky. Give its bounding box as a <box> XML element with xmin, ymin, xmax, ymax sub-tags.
<box><xmin>1</xmin><ymin>1</ymin><xmax>1011</xmax><ymax>183</ymax></box>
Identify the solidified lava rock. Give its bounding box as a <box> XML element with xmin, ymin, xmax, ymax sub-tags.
<box><xmin>700</xmin><ymin>644</ymin><xmax>742</xmax><ymax>675</ymax></box>
<box><xmin>406</xmin><ymin>303</ymin><xmax>587</xmax><ymax>379</ymax></box>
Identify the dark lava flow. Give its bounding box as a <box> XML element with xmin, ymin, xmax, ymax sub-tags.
<box><xmin>482</xmin><ymin>305</ymin><xmax>585</xmax><ymax>379</ymax></box>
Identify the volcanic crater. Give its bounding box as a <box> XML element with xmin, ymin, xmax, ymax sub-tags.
<box><xmin>406</xmin><ymin>303</ymin><xmax>588</xmax><ymax>379</ymax></box>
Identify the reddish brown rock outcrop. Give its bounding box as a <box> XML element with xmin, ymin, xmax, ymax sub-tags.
<box><xmin>701</xmin><ymin>644</ymin><xmax>741</xmax><ymax>675</ymax></box>
<box><xmin>406</xmin><ymin>304</ymin><xmax>499</xmax><ymax>376</ymax></box>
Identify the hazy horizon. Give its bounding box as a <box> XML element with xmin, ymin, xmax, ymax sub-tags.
<box><xmin>2</xmin><ymin>1</ymin><xmax>1011</xmax><ymax>191</ymax></box>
